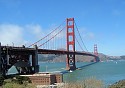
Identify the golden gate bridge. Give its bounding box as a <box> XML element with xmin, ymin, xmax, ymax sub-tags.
<box><xmin>0</xmin><ymin>18</ymin><xmax>99</xmax><ymax>76</ymax></box>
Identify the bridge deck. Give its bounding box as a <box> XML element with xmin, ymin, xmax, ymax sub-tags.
<box><xmin>1</xmin><ymin>46</ymin><xmax>96</xmax><ymax>57</ymax></box>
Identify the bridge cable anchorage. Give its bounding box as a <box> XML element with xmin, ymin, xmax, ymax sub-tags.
<box><xmin>28</xmin><ymin>20</ymin><xmax>65</xmax><ymax>47</ymax></box>
<box><xmin>38</xmin><ymin>26</ymin><xmax>66</xmax><ymax>48</ymax></box>
<box><xmin>74</xmin><ymin>21</ymin><xmax>88</xmax><ymax>52</ymax></box>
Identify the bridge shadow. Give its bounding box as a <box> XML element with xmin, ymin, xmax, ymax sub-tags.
<box><xmin>76</xmin><ymin>62</ymin><xmax>98</xmax><ymax>70</ymax></box>
<box><xmin>60</xmin><ymin>62</ymin><xmax>99</xmax><ymax>74</ymax></box>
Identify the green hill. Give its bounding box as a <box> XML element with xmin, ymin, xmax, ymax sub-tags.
<box><xmin>38</xmin><ymin>53</ymin><xmax>125</xmax><ymax>62</ymax></box>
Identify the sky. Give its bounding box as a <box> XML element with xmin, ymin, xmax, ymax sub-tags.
<box><xmin>0</xmin><ymin>0</ymin><xmax>125</xmax><ymax>56</ymax></box>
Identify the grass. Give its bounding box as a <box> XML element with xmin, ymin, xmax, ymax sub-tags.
<box><xmin>108</xmin><ymin>80</ymin><xmax>125</xmax><ymax>88</ymax></box>
<box><xmin>63</xmin><ymin>77</ymin><xmax>105</xmax><ymax>88</ymax></box>
<box><xmin>3</xmin><ymin>82</ymin><xmax>35</xmax><ymax>88</ymax></box>
<box><xmin>2</xmin><ymin>76</ymin><xmax>35</xmax><ymax>88</ymax></box>
<box><xmin>2</xmin><ymin>76</ymin><xmax>107</xmax><ymax>88</ymax></box>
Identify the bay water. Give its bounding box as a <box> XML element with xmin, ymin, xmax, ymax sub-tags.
<box><xmin>8</xmin><ymin>60</ymin><xmax>125</xmax><ymax>86</ymax></box>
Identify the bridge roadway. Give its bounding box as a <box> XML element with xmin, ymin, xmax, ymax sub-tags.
<box><xmin>0</xmin><ymin>45</ymin><xmax>98</xmax><ymax>75</ymax></box>
<box><xmin>1</xmin><ymin>45</ymin><xmax>97</xmax><ymax>57</ymax></box>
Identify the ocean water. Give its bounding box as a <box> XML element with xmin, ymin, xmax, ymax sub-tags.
<box><xmin>8</xmin><ymin>60</ymin><xmax>125</xmax><ymax>85</ymax></box>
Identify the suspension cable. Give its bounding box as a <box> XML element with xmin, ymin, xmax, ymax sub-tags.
<box><xmin>38</xmin><ymin>26</ymin><xmax>66</xmax><ymax>48</ymax></box>
<box><xmin>74</xmin><ymin>21</ymin><xmax>88</xmax><ymax>51</ymax></box>
<box><xmin>28</xmin><ymin>20</ymin><xmax>65</xmax><ymax>47</ymax></box>
<box><xmin>75</xmin><ymin>37</ymin><xmax>84</xmax><ymax>51</ymax></box>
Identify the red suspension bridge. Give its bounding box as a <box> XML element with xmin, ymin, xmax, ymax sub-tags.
<box><xmin>0</xmin><ymin>18</ymin><xmax>99</xmax><ymax>76</ymax></box>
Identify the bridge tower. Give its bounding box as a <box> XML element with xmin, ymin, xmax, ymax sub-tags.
<box><xmin>66</xmin><ymin>18</ymin><xmax>76</xmax><ymax>70</ymax></box>
<box><xmin>94</xmin><ymin>44</ymin><xmax>98</xmax><ymax>56</ymax></box>
<box><xmin>94</xmin><ymin>44</ymin><xmax>99</xmax><ymax>62</ymax></box>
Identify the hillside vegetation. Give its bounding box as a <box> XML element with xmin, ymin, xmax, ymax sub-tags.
<box><xmin>38</xmin><ymin>53</ymin><xmax>125</xmax><ymax>62</ymax></box>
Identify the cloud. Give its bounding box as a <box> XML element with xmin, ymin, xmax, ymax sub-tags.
<box><xmin>25</xmin><ymin>24</ymin><xmax>45</xmax><ymax>39</ymax></box>
<box><xmin>50</xmin><ymin>29</ymin><xmax>65</xmax><ymax>39</ymax></box>
<box><xmin>0</xmin><ymin>24</ymin><xmax>45</xmax><ymax>46</ymax></box>
<box><xmin>0</xmin><ymin>23</ymin><xmax>93</xmax><ymax>49</ymax></box>
<box><xmin>44</xmin><ymin>24</ymin><xmax>66</xmax><ymax>40</ymax></box>
<box><xmin>76</xmin><ymin>27</ymin><xmax>95</xmax><ymax>40</ymax></box>
<box><xmin>0</xmin><ymin>24</ymin><xmax>25</xmax><ymax>46</ymax></box>
<box><xmin>85</xmin><ymin>32</ymin><xmax>95</xmax><ymax>39</ymax></box>
<box><xmin>0</xmin><ymin>23</ymin><xmax>66</xmax><ymax>47</ymax></box>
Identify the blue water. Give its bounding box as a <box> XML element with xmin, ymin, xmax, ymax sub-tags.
<box><xmin>8</xmin><ymin>60</ymin><xmax>125</xmax><ymax>85</ymax></box>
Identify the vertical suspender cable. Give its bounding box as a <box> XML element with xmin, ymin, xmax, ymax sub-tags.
<box><xmin>28</xmin><ymin>20</ymin><xmax>65</xmax><ymax>47</ymax></box>
<box><xmin>74</xmin><ymin>21</ymin><xmax>88</xmax><ymax>52</ymax></box>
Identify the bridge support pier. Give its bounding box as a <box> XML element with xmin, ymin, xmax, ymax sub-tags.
<box><xmin>66</xmin><ymin>54</ymin><xmax>76</xmax><ymax>70</ymax></box>
<box><xmin>32</xmin><ymin>45</ymin><xmax>39</xmax><ymax>73</ymax></box>
<box><xmin>95</xmin><ymin>57</ymin><xmax>100</xmax><ymax>62</ymax></box>
<box><xmin>0</xmin><ymin>44</ymin><xmax>8</xmax><ymax>76</ymax></box>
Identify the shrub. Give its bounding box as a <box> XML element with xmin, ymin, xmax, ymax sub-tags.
<box><xmin>3</xmin><ymin>82</ymin><xmax>23</xmax><ymax>88</ymax></box>
<box><xmin>0</xmin><ymin>74</ymin><xmax>4</xmax><ymax>86</ymax></box>
<box><xmin>3</xmin><ymin>82</ymin><xmax>35</xmax><ymax>88</ymax></box>
<box><xmin>109</xmin><ymin>80</ymin><xmax>125</xmax><ymax>88</ymax></box>
<box><xmin>64</xmin><ymin>77</ymin><xmax>105</xmax><ymax>88</ymax></box>
<box><xmin>3</xmin><ymin>75</ymin><xmax>34</xmax><ymax>88</ymax></box>
<box><xmin>12</xmin><ymin>75</ymin><xmax>31</xmax><ymax>84</ymax></box>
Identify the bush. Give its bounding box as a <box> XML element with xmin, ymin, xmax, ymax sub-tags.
<box><xmin>64</xmin><ymin>77</ymin><xmax>105</xmax><ymax>88</ymax></box>
<box><xmin>0</xmin><ymin>74</ymin><xmax>4</xmax><ymax>86</ymax></box>
<box><xmin>3</xmin><ymin>82</ymin><xmax>35</xmax><ymax>88</ymax></box>
<box><xmin>109</xmin><ymin>80</ymin><xmax>125</xmax><ymax>88</ymax></box>
<box><xmin>12</xmin><ymin>76</ymin><xmax>31</xmax><ymax>84</ymax></box>
<box><xmin>3</xmin><ymin>75</ymin><xmax>34</xmax><ymax>88</ymax></box>
<box><xmin>3</xmin><ymin>82</ymin><xmax>24</xmax><ymax>88</ymax></box>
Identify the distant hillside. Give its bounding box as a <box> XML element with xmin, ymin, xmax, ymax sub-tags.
<box><xmin>38</xmin><ymin>53</ymin><xmax>125</xmax><ymax>62</ymax></box>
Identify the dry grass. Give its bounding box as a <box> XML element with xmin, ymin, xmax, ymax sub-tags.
<box><xmin>3</xmin><ymin>82</ymin><xmax>36</xmax><ymax>88</ymax></box>
<box><xmin>3</xmin><ymin>77</ymin><xmax>105</xmax><ymax>88</ymax></box>
<box><xmin>62</xmin><ymin>77</ymin><xmax>105</xmax><ymax>88</ymax></box>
